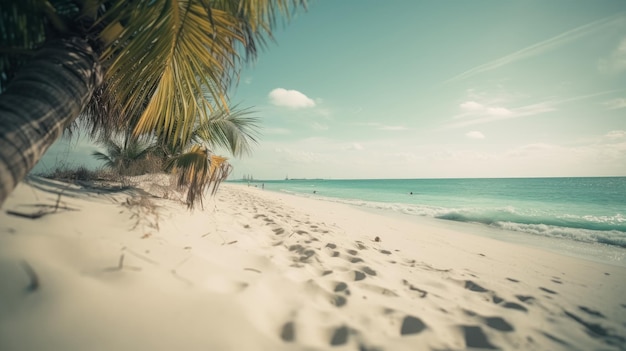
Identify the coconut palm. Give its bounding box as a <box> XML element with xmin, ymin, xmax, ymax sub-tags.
<box><xmin>92</xmin><ymin>137</ymin><xmax>156</xmax><ymax>176</ymax></box>
<box><xmin>0</xmin><ymin>0</ymin><xmax>304</xmax><ymax>206</ymax></box>
<box><xmin>155</xmin><ymin>106</ymin><xmax>258</xmax><ymax>207</ymax></box>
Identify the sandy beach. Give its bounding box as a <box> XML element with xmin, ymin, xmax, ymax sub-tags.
<box><xmin>1</xmin><ymin>176</ymin><xmax>625</xmax><ymax>350</ymax></box>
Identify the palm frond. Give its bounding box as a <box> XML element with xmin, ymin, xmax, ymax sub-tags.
<box><xmin>207</xmin><ymin>154</ymin><xmax>232</xmax><ymax>196</ymax></box>
<box><xmin>96</xmin><ymin>0</ymin><xmax>304</xmax><ymax>148</ymax></box>
<box><xmin>0</xmin><ymin>0</ymin><xmax>47</xmax><ymax>92</ymax></box>
<box><xmin>165</xmin><ymin>144</ymin><xmax>232</xmax><ymax>208</ymax></box>
<box><xmin>93</xmin><ymin>135</ymin><xmax>155</xmax><ymax>173</ymax></box>
<box><xmin>92</xmin><ymin>150</ymin><xmax>116</xmax><ymax>168</ymax></box>
<box><xmin>192</xmin><ymin>106</ymin><xmax>259</xmax><ymax>157</ymax></box>
<box><xmin>99</xmin><ymin>1</ymin><xmax>237</xmax><ymax>145</ymax></box>
<box><xmin>165</xmin><ymin>144</ymin><xmax>211</xmax><ymax>209</ymax></box>
<box><xmin>211</xmin><ymin>0</ymin><xmax>307</xmax><ymax>60</ymax></box>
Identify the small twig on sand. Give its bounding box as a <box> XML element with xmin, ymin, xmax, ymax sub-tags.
<box><xmin>118</xmin><ymin>254</ymin><xmax>125</xmax><ymax>270</ymax></box>
<box><xmin>244</xmin><ymin>268</ymin><xmax>261</xmax><ymax>273</ymax></box>
<box><xmin>6</xmin><ymin>209</ymin><xmax>49</xmax><ymax>219</ymax></box>
<box><xmin>54</xmin><ymin>193</ymin><xmax>62</xmax><ymax>212</ymax></box>
<box><xmin>21</xmin><ymin>261</ymin><xmax>39</xmax><ymax>292</ymax></box>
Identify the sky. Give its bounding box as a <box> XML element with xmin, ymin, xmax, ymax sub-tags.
<box><xmin>36</xmin><ymin>0</ymin><xmax>626</xmax><ymax>180</ymax></box>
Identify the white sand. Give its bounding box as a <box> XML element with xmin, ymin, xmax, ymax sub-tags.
<box><xmin>1</xmin><ymin>176</ymin><xmax>625</xmax><ymax>350</ymax></box>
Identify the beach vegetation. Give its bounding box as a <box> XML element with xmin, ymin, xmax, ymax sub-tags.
<box><xmin>0</xmin><ymin>0</ymin><xmax>305</xmax><ymax>206</ymax></box>
<box><xmin>92</xmin><ymin>136</ymin><xmax>158</xmax><ymax>176</ymax></box>
<box><xmin>88</xmin><ymin>106</ymin><xmax>258</xmax><ymax>207</ymax></box>
<box><xmin>38</xmin><ymin>165</ymin><xmax>110</xmax><ymax>183</ymax></box>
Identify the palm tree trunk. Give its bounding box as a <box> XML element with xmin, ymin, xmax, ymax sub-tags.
<box><xmin>0</xmin><ymin>37</ymin><xmax>102</xmax><ymax>206</ymax></box>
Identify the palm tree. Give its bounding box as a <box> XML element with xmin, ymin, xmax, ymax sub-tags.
<box><xmin>92</xmin><ymin>137</ymin><xmax>156</xmax><ymax>176</ymax></box>
<box><xmin>0</xmin><ymin>0</ymin><xmax>305</xmax><ymax>206</ymax></box>
<box><xmin>163</xmin><ymin>107</ymin><xmax>259</xmax><ymax>207</ymax></box>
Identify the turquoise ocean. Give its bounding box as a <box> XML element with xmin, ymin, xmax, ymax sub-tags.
<box><xmin>237</xmin><ymin>177</ymin><xmax>626</xmax><ymax>264</ymax></box>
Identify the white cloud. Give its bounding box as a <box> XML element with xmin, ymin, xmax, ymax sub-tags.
<box><xmin>602</xmin><ymin>98</ymin><xmax>626</xmax><ymax>110</ymax></box>
<box><xmin>311</xmin><ymin>122</ymin><xmax>329</xmax><ymax>131</ymax></box>
<box><xmin>598</xmin><ymin>37</ymin><xmax>626</xmax><ymax>74</ymax></box>
<box><xmin>358</xmin><ymin>122</ymin><xmax>408</xmax><ymax>131</ymax></box>
<box><xmin>466</xmin><ymin>131</ymin><xmax>485</xmax><ymax>139</ymax></box>
<box><xmin>268</xmin><ymin>88</ymin><xmax>315</xmax><ymax>109</ymax></box>
<box><xmin>453</xmin><ymin>99</ymin><xmax>542</xmax><ymax>127</ymax></box>
<box><xmin>450</xmin><ymin>90</ymin><xmax>615</xmax><ymax>129</ymax></box>
<box><xmin>460</xmin><ymin>101</ymin><xmax>484</xmax><ymax>111</ymax></box>
<box><xmin>342</xmin><ymin>143</ymin><xmax>364</xmax><ymax>151</ymax></box>
<box><xmin>605</xmin><ymin>130</ymin><xmax>626</xmax><ymax>139</ymax></box>
<box><xmin>485</xmin><ymin>107</ymin><xmax>513</xmax><ymax>116</ymax></box>
<box><xmin>458</xmin><ymin>101</ymin><xmax>512</xmax><ymax>117</ymax></box>
<box><xmin>449</xmin><ymin>102</ymin><xmax>555</xmax><ymax>128</ymax></box>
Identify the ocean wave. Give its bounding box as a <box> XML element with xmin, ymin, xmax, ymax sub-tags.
<box><xmin>493</xmin><ymin>222</ymin><xmax>626</xmax><ymax>248</ymax></box>
<box><xmin>280</xmin><ymin>190</ymin><xmax>626</xmax><ymax>248</ymax></box>
<box><xmin>431</xmin><ymin>211</ymin><xmax>626</xmax><ymax>247</ymax></box>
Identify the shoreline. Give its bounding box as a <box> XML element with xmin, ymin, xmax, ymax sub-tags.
<box><xmin>255</xmin><ymin>184</ymin><xmax>626</xmax><ymax>268</ymax></box>
<box><xmin>1</xmin><ymin>178</ymin><xmax>625</xmax><ymax>350</ymax></box>
<box><xmin>346</xmin><ymin>203</ymin><xmax>626</xmax><ymax>269</ymax></box>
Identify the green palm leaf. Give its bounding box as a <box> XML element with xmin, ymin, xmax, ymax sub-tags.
<box><xmin>92</xmin><ymin>136</ymin><xmax>155</xmax><ymax>174</ymax></box>
<box><xmin>192</xmin><ymin>107</ymin><xmax>259</xmax><ymax>157</ymax></box>
<box><xmin>97</xmin><ymin>0</ymin><xmax>304</xmax><ymax>147</ymax></box>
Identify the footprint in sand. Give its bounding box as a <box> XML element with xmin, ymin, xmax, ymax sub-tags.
<box><xmin>329</xmin><ymin>325</ymin><xmax>350</xmax><ymax>346</ymax></box>
<box><xmin>334</xmin><ymin>282</ymin><xmax>349</xmax><ymax>292</ymax></box>
<box><xmin>491</xmin><ymin>295</ymin><xmax>528</xmax><ymax>312</ymax></box>
<box><xmin>280</xmin><ymin>321</ymin><xmax>296</xmax><ymax>342</ymax></box>
<box><xmin>465</xmin><ymin>310</ymin><xmax>515</xmax><ymax>332</ymax></box>
<box><xmin>551</xmin><ymin>276</ymin><xmax>563</xmax><ymax>284</ymax></box>
<box><xmin>400</xmin><ymin>315</ymin><xmax>427</xmax><ymax>336</ymax></box>
<box><xmin>354</xmin><ymin>241</ymin><xmax>367</xmax><ymax>250</ymax></box>
<box><xmin>331</xmin><ymin>295</ymin><xmax>348</xmax><ymax>307</ymax></box>
<box><xmin>563</xmin><ymin>310</ymin><xmax>621</xmax><ymax>343</ymax></box>
<box><xmin>578</xmin><ymin>305</ymin><xmax>606</xmax><ymax>318</ymax></box>
<box><xmin>516</xmin><ymin>295</ymin><xmax>536</xmax><ymax>304</ymax></box>
<box><xmin>539</xmin><ymin>286</ymin><xmax>558</xmax><ymax>295</ymax></box>
<box><xmin>288</xmin><ymin>244</ymin><xmax>316</xmax><ymax>262</ymax></box>
<box><xmin>461</xmin><ymin>325</ymin><xmax>498</xmax><ymax>349</ymax></box>
<box><xmin>464</xmin><ymin>280</ymin><xmax>489</xmax><ymax>293</ymax></box>
<box><xmin>484</xmin><ymin>316</ymin><xmax>514</xmax><ymax>332</ymax></box>
<box><xmin>361</xmin><ymin>266</ymin><xmax>377</xmax><ymax>276</ymax></box>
